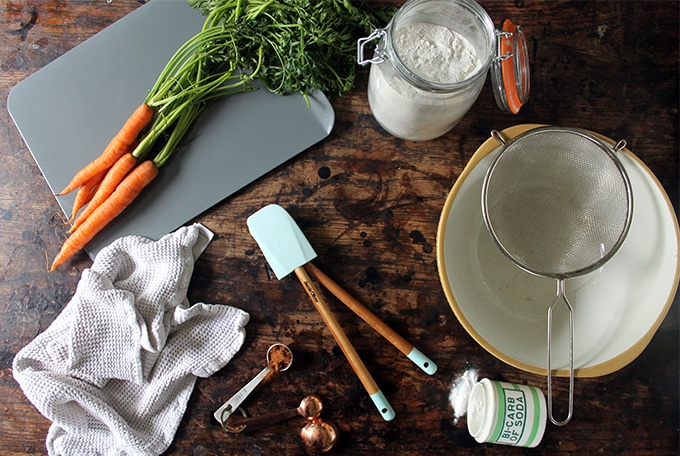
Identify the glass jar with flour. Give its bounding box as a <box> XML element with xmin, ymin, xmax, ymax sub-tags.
<box><xmin>358</xmin><ymin>0</ymin><xmax>529</xmax><ymax>141</ymax></box>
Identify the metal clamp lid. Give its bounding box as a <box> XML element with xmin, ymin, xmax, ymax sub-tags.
<box><xmin>491</xmin><ymin>19</ymin><xmax>530</xmax><ymax>114</ymax></box>
<box><xmin>357</xmin><ymin>29</ymin><xmax>387</xmax><ymax>66</ymax></box>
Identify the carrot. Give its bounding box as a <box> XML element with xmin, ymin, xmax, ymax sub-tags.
<box><xmin>50</xmin><ymin>160</ymin><xmax>159</xmax><ymax>271</ymax></box>
<box><xmin>69</xmin><ymin>152</ymin><xmax>138</xmax><ymax>232</ymax></box>
<box><xmin>57</xmin><ymin>103</ymin><xmax>154</xmax><ymax>195</ymax></box>
<box><xmin>69</xmin><ymin>170</ymin><xmax>106</xmax><ymax>221</ymax></box>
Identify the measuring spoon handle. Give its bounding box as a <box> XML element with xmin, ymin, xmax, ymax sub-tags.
<box><xmin>214</xmin><ymin>365</ymin><xmax>272</xmax><ymax>425</ymax></box>
<box><xmin>227</xmin><ymin>407</ymin><xmax>301</xmax><ymax>433</ymax></box>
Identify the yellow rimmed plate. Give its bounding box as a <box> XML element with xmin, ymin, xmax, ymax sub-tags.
<box><xmin>436</xmin><ymin>124</ymin><xmax>679</xmax><ymax>377</ymax></box>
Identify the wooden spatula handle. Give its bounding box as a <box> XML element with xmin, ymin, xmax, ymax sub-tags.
<box><xmin>304</xmin><ymin>263</ymin><xmax>437</xmax><ymax>375</ymax></box>
<box><xmin>294</xmin><ymin>266</ymin><xmax>395</xmax><ymax>421</ymax></box>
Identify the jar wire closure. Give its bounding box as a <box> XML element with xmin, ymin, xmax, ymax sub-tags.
<box><xmin>491</xmin><ymin>19</ymin><xmax>530</xmax><ymax>114</ymax></box>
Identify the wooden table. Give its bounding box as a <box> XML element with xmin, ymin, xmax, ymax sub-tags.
<box><xmin>1</xmin><ymin>1</ymin><xmax>678</xmax><ymax>454</ymax></box>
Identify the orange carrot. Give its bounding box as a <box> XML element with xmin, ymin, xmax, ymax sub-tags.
<box><xmin>58</xmin><ymin>103</ymin><xmax>154</xmax><ymax>195</ymax></box>
<box><xmin>50</xmin><ymin>160</ymin><xmax>159</xmax><ymax>271</ymax></box>
<box><xmin>69</xmin><ymin>170</ymin><xmax>106</xmax><ymax>221</ymax></box>
<box><xmin>69</xmin><ymin>152</ymin><xmax>138</xmax><ymax>232</ymax></box>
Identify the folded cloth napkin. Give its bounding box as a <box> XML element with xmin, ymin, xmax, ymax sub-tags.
<box><xmin>13</xmin><ymin>224</ymin><xmax>249</xmax><ymax>456</ymax></box>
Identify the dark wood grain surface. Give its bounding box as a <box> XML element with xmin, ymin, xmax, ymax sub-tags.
<box><xmin>1</xmin><ymin>1</ymin><xmax>678</xmax><ymax>455</ymax></box>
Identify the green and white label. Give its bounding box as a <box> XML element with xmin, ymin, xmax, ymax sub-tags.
<box><xmin>490</xmin><ymin>381</ymin><xmax>544</xmax><ymax>447</ymax></box>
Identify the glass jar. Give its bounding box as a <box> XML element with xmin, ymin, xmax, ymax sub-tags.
<box><xmin>358</xmin><ymin>0</ymin><xmax>529</xmax><ymax>141</ymax></box>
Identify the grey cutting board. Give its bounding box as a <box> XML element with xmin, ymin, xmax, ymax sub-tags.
<box><xmin>7</xmin><ymin>0</ymin><xmax>334</xmax><ymax>257</ymax></box>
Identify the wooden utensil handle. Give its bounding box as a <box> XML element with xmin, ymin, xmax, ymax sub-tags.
<box><xmin>304</xmin><ymin>263</ymin><xmax>437</xmax><ymax>375</ymax></box>
<box><xmin>294</xmin><ymin>266</ymin><xmax>395</xmax><ymax>421</ymax></box>
<box><xmin>305</xmin><ymin>263</ymin><xmax>412</xmax><ymax>353</ymax></box>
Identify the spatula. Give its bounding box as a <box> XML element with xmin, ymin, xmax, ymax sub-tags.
<box><xmin>247</xmin><ymin>204</ymin><xmax>395</xmax><ymax>421</ymax></box>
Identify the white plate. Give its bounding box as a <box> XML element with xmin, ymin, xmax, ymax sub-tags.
<box><xmin>436</xmin><ymin>124</ymin><xmax>680</xmax><ymax>377</ymax></box>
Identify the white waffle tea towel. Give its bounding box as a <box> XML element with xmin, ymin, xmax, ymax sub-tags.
<box><xmin>13</xmin><ymin>224</ymin><xmax>250</xmax><ymax>455</ymax></box>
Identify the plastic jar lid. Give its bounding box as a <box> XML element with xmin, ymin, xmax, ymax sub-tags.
<box><xmin>491</xmin><ymin>19</ymin><xmax>530</xmax><ymax>114</ymax></box>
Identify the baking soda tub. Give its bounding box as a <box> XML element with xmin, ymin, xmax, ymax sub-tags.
<box><xmin>450</xmin><ymin>372</ymin><xmax>547</xmax><ymax>448</ymax></box>
<box><xmin>467</xmin><ymin>379</ymin><xmax>547</xmax><ymax>448</ymax></box>
<box><xmin>358</xmin><ymin>0</ymin><xmax>530</xmax><ymax>141</ymax></box>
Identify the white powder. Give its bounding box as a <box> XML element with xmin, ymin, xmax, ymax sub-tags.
<box><xmin>394</xmin><ymin>22</ymin><xmax>481</xmax><ymax>84</ymax></box>
<box><xmin>448</xmin><ymin>368</ymin><xmax>479</xmax><ymax>425</ymax></box>
<box><xmin>367</xmin><ymin>21</ymin><xmax>485</xmax><ymax>141</ymax></box>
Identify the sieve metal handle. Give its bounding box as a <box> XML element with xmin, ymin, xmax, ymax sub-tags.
<box><xmin>490</xmin><ymin>129</ymin><xmax>508</xmax><ymax>145</ymax></box>
<box><xmin>547</xmin><ymin>279</ymin><xmax>574</xmax><ymax>426</ymax></box>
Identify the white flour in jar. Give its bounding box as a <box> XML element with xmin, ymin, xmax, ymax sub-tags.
<box><xmin>394</xmin><ymin>22</ymin><xmax>480</xmax><ymax>83</ymax></box>
<box><xmin>367</xmin><ymin>22</ymin><xmax>484</xmax><ymax>141</ymax></box>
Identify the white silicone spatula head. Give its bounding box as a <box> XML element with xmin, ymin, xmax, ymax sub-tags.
<box><xmin>247</xmin><ymin>204</ymin><xmax>317</xmax><ymax>279</ymax></box>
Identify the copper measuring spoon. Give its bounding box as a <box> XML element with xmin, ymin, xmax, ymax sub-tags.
<box><xmin>213</xmin><ymin>343</ymin><xmax>293</xmax><ymax>427</ymax></box>
<box><xmin>301</xmin><ymin>417</ymin><xmax>339</xmax><ymax>454</ymax></box>
<box><xmin>225</xmin><ymin>395</ymin><xmax>324</xmax><ymax>433</ymax></box>
<box><xmin>226</xmin><ymin>395</ymin><xmax>339</xmax><ymax>453</ymax></box>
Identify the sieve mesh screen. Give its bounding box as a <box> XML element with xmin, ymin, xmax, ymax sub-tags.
<box><xmin>482</xmin><ymin>127</ymin><xmax>632</xmax><ymax>278</ymax></box>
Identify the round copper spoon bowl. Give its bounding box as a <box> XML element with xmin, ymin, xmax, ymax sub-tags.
<box><xmin>298</xmin><ymin>396</ymin><xmax>338</xmax><ymax>453</ymax></box>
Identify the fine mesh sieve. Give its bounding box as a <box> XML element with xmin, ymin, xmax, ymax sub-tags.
<box><xmin>481</xmin><ymin>126</ymin><xmax>633</xmax><ymax>426</ymax></box>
